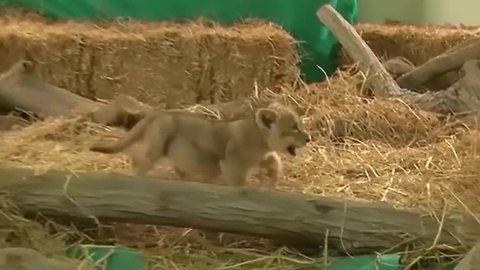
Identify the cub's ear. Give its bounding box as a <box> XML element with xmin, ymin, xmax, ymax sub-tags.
<box><xmin>255</xmin><ymin>108</ymin><xmax>278</xmax><ymax>129</ymax></box>
<box><xmin>20</xmin><ymin>60</ymin><xmax>35</xmax><ymax>73</ymax></box>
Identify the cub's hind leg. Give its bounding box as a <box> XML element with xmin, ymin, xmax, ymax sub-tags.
<box><xmin>173</xmin><ymin>167</ymin><xmax>187</xmax><ymax>178</ymax></box>
<box><xmin>130</xmin><ymin>142</ymin><xmax>162</xmax><ymax>177</ymax></box>
<box><xmin>130</xmin><ymin>122</ymin><xmax>172</xmax><ymax>177</ymax></box>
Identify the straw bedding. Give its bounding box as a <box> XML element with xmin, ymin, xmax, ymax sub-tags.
<box><xmin>338</xmin><ymin>23</ymin><xmax>480</xmax><ymax>90</ymax></box>
<box><xmin>1</xmin><ymin>67</ymin><xmax>478</xmax><ymax>268</ymax></box>
<box><xmin>339</xmin><ymin>22</ymin><xmax>480</xmax><ymax>66</ymax></box>
<box><xmin>0</xmin><ymin>14</ymin><xmax>478</xmax><ymax>269</ymax></box>
<box><xmin>2</xmin><ymin>68</ymin><xmax>476</xmax><ymax>211</ymax></box>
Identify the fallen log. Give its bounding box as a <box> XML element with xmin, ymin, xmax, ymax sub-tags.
<box><xmin>399</xmin><ymin>59</ymin><xmax>480</xmax><ymax>117</ymax></box>
<box><xmin>0</xmin><ymin>58</ymin><xmax>264</xmax><ymax>130</ymax></box>
<box><xmin>382</xmin><ymin>57</ymin><xmax>416</xmax><ymax>79</ymax></box>
<box><xmin>396</xmin><ymin>37</ymin><xmax>480</xmax><ymax>90</ymax></box>
<box><xmin>1</xmin><ymin>166</ymin><xmax>478</xmax><ymax>255</ymax></box>
<box><xmin>316</xmin><ymin>4</ymin><xmax>480</xmax><ymax>121</ymax></box>
<box><xmin>0</xmin><ymin>115</ymin><xmax>29</xmax><ymax>131</ymax></box>
<box><xmin>0</xmin><ymin>60</ymin><xmax>101</xmax><ymax>118</ymax></box>
<box><xmin>455</xmin><ymin>241</ymin><xmax>480</xmax><ymax>270</ymax></box>
<box><xmin>316</xmin><ymin>4</ymin><xmax>402</xmax><ymax>97</ymax></box>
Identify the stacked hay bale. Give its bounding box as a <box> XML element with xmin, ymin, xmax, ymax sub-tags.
<box><xmin>337</xmin><ymin>23</ymin><xmax>480</xmax><ymax>89</ymax></box>
<box><xmin>0</xmin><ymin>14</ymin><xmax>299</xmax><ymax>108</ymax></box>
<box><xmin>339</xmin><ymin>23</ymin><xmax>480</xmax><ymax>65</ymax></box>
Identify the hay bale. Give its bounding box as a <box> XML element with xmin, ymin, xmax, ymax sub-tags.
<box><xmin>339</xmin><ymin>23</ymin><xmax>480</xmax><ymax>65</ymax></box>
<box><xmin>337</xmin><ymin>23</ymin><xmax>480</xmax><ymax>89</ymax></box>
<box><xmin>0</xmin><ymin>13</ymin><xmax>299</xmax><ymax>108</ymax></box>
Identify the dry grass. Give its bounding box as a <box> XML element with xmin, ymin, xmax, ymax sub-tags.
<box><xmin>271</xmin><ymin>67</ymin><xmax>479</xmax><ymax>213</ymax></box>
<box><xmin>0</xmin><ymin>197</ymin><xmax>95</xmax><ymax>268</ymax></box>
<box><xmin>341</xmin><ymin>22</ymin><xmax>480</xmax><ymax>65</ymax></box>
<box><xmin>0</xmin><ymin>67</ymin><xmax>479</xmax><ymax>268</ymax></box>
<box><xmin>338</xmin><ymin>23</ymin><xmax>480</xmax><ymax>91</ymax></box>
<box><xmin>0</xmin><ymin>9</ymin><xmax>299</xmax><ymax>107</ymax></box>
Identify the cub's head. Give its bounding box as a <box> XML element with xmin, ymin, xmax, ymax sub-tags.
<box><xmin>255</xmin><ymin>103</ymin><xmax>310</xmax><ymax>156</ymax></box>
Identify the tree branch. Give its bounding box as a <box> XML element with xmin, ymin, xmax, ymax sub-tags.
<box><xmin>316</xmin><ymin>4</ymin><xmax>403</xmax><ymax>97</ymax></box>
<box><xmin>396</xmin><ymin>37</ymin><xmax>480</xmax><ymax>89</ymax></box>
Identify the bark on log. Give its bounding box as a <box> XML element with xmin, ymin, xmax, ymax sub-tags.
<box><xmin>0</xmin><ymin>60</ymin><xmax>101</xmax><ymax>118</ymax></box>
<box><xmin>382</xmin><ymin>57</ymin><xmax>416</xmax><ymax>79</ymax></box>
<box><xmin>0</xmin><ymin>115</ymin><xmax>29</xmax><ymax>131</ymax></box>
<box><xmin>400</xmin><ymin>59</ymin><xmax>480</xmax><ymax>117</ymax></box>
<box><xmin>454</xmin><ymin>241</ymin><xmax>480</xmax><ymax>270</ymax></box>
<box><xmin>1</xmin><ymin>166</ymin><xmax>478</xmax><ymax>255</ymax></box>
<box><xmin>316</xmin><ymin>4</ymin><xmax>480</xmax><ymax>122</ymax></box>
<box><xmin>397</xmin><ymin>38</ymin><xmax>480</xmax><ymax>90</ymax></box>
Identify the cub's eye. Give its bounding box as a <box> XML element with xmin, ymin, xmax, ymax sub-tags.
<box><xmin>292</xmin><ymin>123</ymin><xmax>299</xmax><ymax>132</ymax></box>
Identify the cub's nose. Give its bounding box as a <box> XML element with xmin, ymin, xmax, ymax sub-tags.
<box><xmin>306</xmin><ymin>135</ymin><xmax>311</xmax><ymax>143</ymax></box>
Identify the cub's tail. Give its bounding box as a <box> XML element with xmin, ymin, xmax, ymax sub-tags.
<box><xmin>90</xmin><ymin>114</ymin><xmax>154</xmax><ymax>154</ymax></box>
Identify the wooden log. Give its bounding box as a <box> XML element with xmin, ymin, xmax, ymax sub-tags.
<box><xmin>0</xmin><ymin>115</ymin><xmax>29</xmax><ymax>131</ymax></box>
<box><xmin>397</xmin><ymin>59</ymin><xmax>480</xmax><ymax>119</ymax></box>
<box><xmin>0</xmin><ymin>58</ymin><xmax>263</xmax><ymax>130</ymax></box>
<box><xmin>0</xmin><ymin>59</ymin><xmax>101</xmax><ymax>118</ymax></box>
<box><xmin>382</xmin><ymin>57</ymin><xmax>416</xmax><ymax>79</ymax></box>
<box><xmin>1</xmin><ymin>166</ymin><xmax>478</xmax><ymax>255</ymax></box>
<box><xmin>454</xmin><ymin>241</ymin><xmax>480</xmax><ymax>270</ymax></box>
<box><xmin>315</xmin><ymin>4</ymin><xmax>480</xmax><ymax>122</ymax></box>
<box><xmin>397</xmin><ymin>38</ymin><xmax>480</xmax><ymax>90</ymax></box>
<box><xmin>316</xmin><ymin>4</ymin><xmax>403</xmax><ymax>97</ymax></box>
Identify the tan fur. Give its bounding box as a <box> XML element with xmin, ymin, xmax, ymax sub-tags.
<box><xmin>90</xmin><ymin>103</ymin><xmax>310</xmax><ymax>187</ymax></box>
<box><xmin>257</xmin><ymin>152</ymin><xmax>283</xmax><ymax>186</ymax></box>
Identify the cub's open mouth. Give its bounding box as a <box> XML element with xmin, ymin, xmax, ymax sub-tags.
<box><xmin>287</xmin><ymin>145</ymin><xmax>296</xmax><ymax>156</ymax></box>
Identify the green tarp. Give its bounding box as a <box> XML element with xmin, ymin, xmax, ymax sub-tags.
<box><xmin>1</xmin><ymin>0</ymin><xmax>357</xmax><ymax>82</ymax></box>
<box><xmin>66</xmin><ymin>245</ymin><xmax>459</xmax><ymax>270</ymax></box>
<box><xmin>67</xmin><ymin>245</ymin><xmax>404</xmax><ymax>270</ymax></box>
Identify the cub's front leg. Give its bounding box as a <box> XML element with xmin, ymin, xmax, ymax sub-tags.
<box><xmin>258</xmin><ymin>152</ymin><xmax>283</xmax><ymax>188</ymax></box>
<box><xmin>221</xmin><ymin>141</ymin><xmax>250</xmax><ymax>188</ymax></box>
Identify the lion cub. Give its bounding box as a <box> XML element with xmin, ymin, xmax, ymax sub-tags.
<box><xmin>90</xmin><ymin>103</ymin><xmax>310</xmax><ymax>187</ymax></box>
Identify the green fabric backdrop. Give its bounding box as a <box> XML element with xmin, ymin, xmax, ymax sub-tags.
<box><xmin>0</xmin><ymin>0</ymin><xmax>357</xmax><ymax>82</ymax></box>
